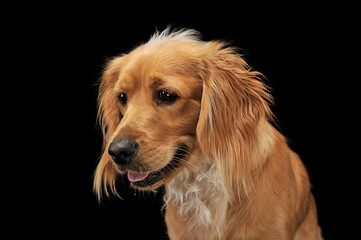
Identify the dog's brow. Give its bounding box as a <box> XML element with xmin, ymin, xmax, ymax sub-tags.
<box><xmin>115</xmin><ymin>75</ymin><xmax>134</xmax><ymax>92</ymax></box>
<box><xmin>151</xmin><ymin>77</ymin><xmax>163</xmax><ymax>86</ymax></box>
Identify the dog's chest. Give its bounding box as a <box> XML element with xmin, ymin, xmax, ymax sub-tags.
<box><xmin>165</xmin><ymin>164</ymin><xmax>229</xmax><ymax>239</ymax></box>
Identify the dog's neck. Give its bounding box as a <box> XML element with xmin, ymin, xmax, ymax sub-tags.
<box><xmin>164</xmin><ymin>158</ymin><xmax>229</xmax><ymax>239</ymax></box>
<box><xmin>164</xmin><ymin>121</ymin><xmax>278</xmax><ymax>239</ymax></box>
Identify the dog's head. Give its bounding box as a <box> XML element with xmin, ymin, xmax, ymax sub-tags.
<box><xmin>94</xmin><ymin>28</ymin><xmax>273</xmax><ymax>199</ymax></box>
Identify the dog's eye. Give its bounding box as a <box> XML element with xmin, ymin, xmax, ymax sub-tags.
<box><xmin>158</xmin><ymin>90</ymin><xmax>178</xmax><ymax>104</ymax></box>
<box><xmin>118</xmin><ymin>93</ymin><xmax>127</xmax><ymax>106</ymax></box>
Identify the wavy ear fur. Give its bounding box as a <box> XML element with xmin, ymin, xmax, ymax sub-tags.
<box><xmin>94</xmin><ymin>57</ymin><xmax>124</xmax><ymax>201</ymax></box>
<box><xmin>197</xmin><ymin>43</ymin><xmax>273</xmax><ymax>198</ymax></box>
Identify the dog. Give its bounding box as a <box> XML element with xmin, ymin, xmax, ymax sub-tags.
<box><xmin>94</xmin><ymin>28</ymin><xmax>322</xmax><ymax>240</ymax></box>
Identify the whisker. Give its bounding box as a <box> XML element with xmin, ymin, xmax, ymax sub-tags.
<box><xmin>144</xmin><ymin>147</ymin><xmax>205</xmax><ymax>174</ymax></box>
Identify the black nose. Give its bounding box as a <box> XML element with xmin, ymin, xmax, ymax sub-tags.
<box><xmin>108</xmin><ymin>138</ymin><xmax>139</xmax><ymax>165</ymax></box>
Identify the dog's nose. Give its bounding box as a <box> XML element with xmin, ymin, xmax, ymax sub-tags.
<box><xmin>108</xmin><ymin>138</ymin><xmax>139</xmax><ymax>165</ymax></box>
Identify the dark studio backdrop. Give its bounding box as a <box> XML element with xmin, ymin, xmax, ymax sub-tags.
<box><xmin>11</xmin><ymin>3</ymin><xmax>356</xmax><ymax>240</ymax></box>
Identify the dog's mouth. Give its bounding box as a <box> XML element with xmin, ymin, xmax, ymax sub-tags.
<box><xmin>127</xmin><ymin>146</ymin><xmax>187</xmax><ymax>188</ymax></box>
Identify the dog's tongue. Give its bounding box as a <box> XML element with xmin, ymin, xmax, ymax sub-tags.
<box><xmin>128</xmin><ymin>171</ymin><xmax>150</xmax><ymax>182</ymax></box>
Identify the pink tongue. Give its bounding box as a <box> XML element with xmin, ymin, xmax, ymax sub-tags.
<box><xmin>128</xmin><ymin>171</ymin><xmax>150</xmax><ymax>182</ymax></box>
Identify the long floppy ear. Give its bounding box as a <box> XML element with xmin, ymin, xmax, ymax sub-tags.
<box><xmin>94</xmin><ymin>57</ymin><xmax>124</xmax><ymax>201</ymax></box>
<box><xmin>197</xmin><ymin>43</ymin><xmax>273</xmax><ymax>197</ymax></box>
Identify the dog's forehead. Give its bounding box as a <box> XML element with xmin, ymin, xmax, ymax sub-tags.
<box><xmin>115</xmin><ymin>45</ymin><xmax>202</xmax><ymax>93</ymax></box>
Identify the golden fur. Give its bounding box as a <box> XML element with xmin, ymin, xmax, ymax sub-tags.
<box><xmin>94</xmin><ymin>28</ymin><xmax>322</xmax><ymax>239</ymax></box>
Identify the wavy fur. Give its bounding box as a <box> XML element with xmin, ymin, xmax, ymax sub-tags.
<box><xmin>94</xmin><ymin>28</ymin><xmax>322</xmax><ymax>239</ymax></box>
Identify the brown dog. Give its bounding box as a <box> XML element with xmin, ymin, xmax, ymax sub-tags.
<box><xmin>94</xmin><ymin>28</ymin><xmax>322</xmax><ymax>240</ymax></box>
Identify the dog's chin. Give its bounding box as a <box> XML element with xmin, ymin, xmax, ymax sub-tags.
<box><xmin>128</xmin><ymin>146</ymin><xmax>188</xmax><ymax>190</ymax></box>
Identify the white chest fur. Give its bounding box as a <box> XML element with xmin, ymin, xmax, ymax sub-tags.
<box><xmin>165</xmin><ymin>162</ymin><xmax>230</xmax><ymax>239</ymax></box>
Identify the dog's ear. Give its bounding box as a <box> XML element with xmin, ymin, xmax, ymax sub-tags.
<box><xmin>97</xmin><ymin>57</ymin><xmax>124</xmax><ymax>144</ymax></box>
<box><xmin>197</xmin><ymin>43</ymin><xmax>273</xmax><ymax>196</ymax></box>
<box><xmin>94</xmin><ymin>57</ymin><xmax>123</xmax><ymax>200</ymax></box>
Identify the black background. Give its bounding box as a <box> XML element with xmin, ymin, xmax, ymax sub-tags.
<box><xmin>7</xmin><ymin>3</ymin><xmax>357</xmax><ymax>239</ymax></box>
